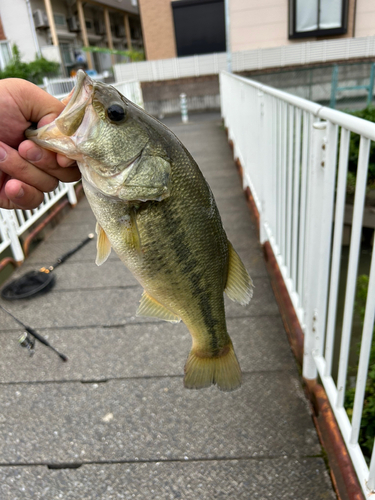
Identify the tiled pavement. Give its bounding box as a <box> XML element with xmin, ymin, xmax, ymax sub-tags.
<box><xmin>0</xmin><ymin>113</ymin><xmax>336</xmax><ymax>499</ymax></box>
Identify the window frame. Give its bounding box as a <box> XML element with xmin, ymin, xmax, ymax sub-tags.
<box><xmin>53</xmin><ymin>12</ymin><xmax>67</xmax><ymax>28</ymax></box>
<box><xmin>289</xmin><ymin>0</ymin><xmax>348</xmax><ymax>39</ymax></box>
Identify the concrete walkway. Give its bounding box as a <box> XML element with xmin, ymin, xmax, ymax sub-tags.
<box><xmin>0</xmin><ymin>113</ymin><xmax>336</xmax><ymax>499</ymax></box>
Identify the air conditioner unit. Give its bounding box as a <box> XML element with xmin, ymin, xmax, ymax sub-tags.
<box><xmin>94</xmin><ymin>20</ymin><xmax>106</xmax><ymax>35</ymax></box>
<box><xmin>115</xmin><ymin>25</ymin><xmax>126</xmax><ymax>37</ymax></box>
<box><xmin>33</xmin><ymin>9</ymin><xmax>49</xmax><ymax>29</ymax></box>
<box><xmin>67</xmin><ymin>16</ymin><xmax>80</xmax><ymax>32</ymax></box>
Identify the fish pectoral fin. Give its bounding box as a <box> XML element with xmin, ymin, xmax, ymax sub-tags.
<box><xmin>129</xmin><ymin>208</ymin><xmax>142</xmax><ymax>257</ymax></box>
<box><xmin>136</xmin><ymin>291</ymin><xmax>181</xmax><ymax>323</ymax></box>
<box><xmin>95</xmin><ymin>222</ymin><xmax>112</xmax><ymax>266</ymax></box>
<box><xmin>224</xmin><ymin>241</ymin><xmax>253</xmax><ymax>305</ymax></box>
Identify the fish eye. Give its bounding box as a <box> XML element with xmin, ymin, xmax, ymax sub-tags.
<box><xmin>106</xmin><ymin>104</ymin><xmax>126</xmax><ymax>123</ymax></box>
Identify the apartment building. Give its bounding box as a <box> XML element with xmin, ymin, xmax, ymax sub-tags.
<box><xmin>139</xmin><ymin>0</ymin><xmax>375</xmax><ymax>61</ymax></box>
<box><xmin>0</xmin><ymin>0</ymin><xmax>143</xmax><ymax>75</ymax></box>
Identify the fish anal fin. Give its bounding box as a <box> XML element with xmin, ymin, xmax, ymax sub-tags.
<box><xmin>184</xmin><ymin>344</ymin><xmax>241</xmax><ymax>392</ymax></box>
<box><xmin>95</xmin><ymin>222</ymin><xmax>111</xmax><ymax>266</ymax></box>
<box><xmin>224</xmin><ymin>241</ymin><xmax>253</xmax><ymax>305</ymax></box>
<box><xmin>136</xmin><ymin>291</ymin><xmax>181</xmax><ymax>323</ymax></box>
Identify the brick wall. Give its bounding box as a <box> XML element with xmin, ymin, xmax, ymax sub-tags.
<box><xmin>138</xmin><ymin>0</ymin><xmax>177</xmax><ymax>60</ymax></box>
<box><xmin>0</xmin><ymin>16</ymin><xmax>6</xmax><ymax>41</ymax></box>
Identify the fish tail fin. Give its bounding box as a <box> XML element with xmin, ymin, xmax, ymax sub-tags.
<box><xmin>184</xmin><ymin>344</ymin><xmax>241</xmax><ymax>392</ymax></box>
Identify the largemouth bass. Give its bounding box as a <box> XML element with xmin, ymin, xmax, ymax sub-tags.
<box><xmin>27</xmin><ymin>70</ymin><xmax>253</xmax><ymax>391</ymax></box>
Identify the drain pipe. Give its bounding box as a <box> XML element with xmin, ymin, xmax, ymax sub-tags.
<box><xmin>25</xmin><ymin>0</ymin><xmax>41</xmax><ymax>58</ymax></box>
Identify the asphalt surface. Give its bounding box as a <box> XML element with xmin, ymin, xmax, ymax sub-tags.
<box><xmin>0</xmin><ymin>113</ymin><xmax>336</xmax><ymax>499</ymax></box>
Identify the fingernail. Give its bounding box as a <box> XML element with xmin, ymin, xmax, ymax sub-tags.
<box><xmin>0</xmin><ymin>146</ymin><xmax>7</xmax><ymax>161</ymax></box>
<box><xmin>26</xmin><ymin>146</ymin><xmax>42</xmax><ymax>162</ymax></box>
<box><xmin>15</xmin><ymin>187</ymin><xmax>24</xmax><ymax>199</ymax></box>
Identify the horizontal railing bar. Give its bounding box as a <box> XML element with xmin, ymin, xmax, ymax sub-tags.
<box><xmin>222</xmin><ymin>71</ymin><xmax>375</xmax><ymax>141</ymax></box>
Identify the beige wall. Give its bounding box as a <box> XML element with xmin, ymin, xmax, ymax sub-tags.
<box><xmin>355</xmin><ymin>0</ymin><xmax>375</xmax><ymax>37</ymax></box>
<box><xmin>138</xmin><ymin>0</ymin><xmax>177</xmax><ymax>60</ymax></box>
<box><xmin>229</xmin><ymin>0</ymin><xmax>365</xmax><ymax>53</ymax></box>
<box><xmin>230</xmin><ymin>0</ymin><xmax>290</xmax><ymax>52</ymax></box>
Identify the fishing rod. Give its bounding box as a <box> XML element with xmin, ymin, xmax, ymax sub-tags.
<box><xmin>0</xmin><ymin>303</ymin><xmax>68</xmax><ymax>362</ymax></box>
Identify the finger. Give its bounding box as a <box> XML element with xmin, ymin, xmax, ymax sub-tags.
<box><xmin>2</xmin><ymin>79</ymin><xmax>65</xmax><ymax>125</ymax></box>
<box><xmin>56</xmin><ymin>153</ymin><xmax>79</xmax><ymax>169</ymax></box>
<box><xmin>2</xmin><ymin>178</ymin><xmax>44</xmax><ymax>210</ymax></box>
<box><xmin>18</xmin><ymin>140</ymin><xmax>80</xmax><ymax>183</ymax></box>
<box><xmin>0</xmin><ymin>142</ymin><xmax>59</xmax><ymax>193</ymax></box>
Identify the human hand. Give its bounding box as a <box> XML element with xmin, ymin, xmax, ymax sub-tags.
<box><xmin>0</xmin><ymin>78</ymin><xmax>81</xmax><ymax>210</ymax></box>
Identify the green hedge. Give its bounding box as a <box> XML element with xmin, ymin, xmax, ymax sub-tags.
<box><xmin>0</xmin><ymin>45</ymin><xmax>60</xmax><ymax>85</ymax></box>
<box><xmin>348</xmin><ymin>107</ymin><xmax>375</xmax><ymax>185</ymax></box>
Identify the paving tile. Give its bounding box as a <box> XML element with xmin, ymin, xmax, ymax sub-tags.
<box><xmin>0</xmin><ymin>276</ymin><xmax>278</xmax><ymax>330</ymax></box>
<box><xmin>0</xmin><ymin>316</ymin><xmax>294</xmax><ymax>383</ymax></box>
<box><xmin>46</xmin><ymin>222</ymin><xmax>96</xmax><ymax>243</ymax></box>
<box><xmin>0</xmin><ymin>457</ymin><xmax>335</xmax><ymax>500</ymax></box>
<box><xmin>0</xmin><ymin>372</ymin><xmax>320</xmax><ymax>464</ymax></box>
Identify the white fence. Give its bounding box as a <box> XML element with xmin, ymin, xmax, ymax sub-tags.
<box><xmin>220</xmin><ymin>71</ymin><xmax>375</xmax><ymax>497</ymax></box>
<box><xmin>114</xmin><ymin>35</ymin><xmax>375</xmax><ymax>83</ymax></box>
<box><xmin>43</xmin><ymin>75</ymin><xmax>144</xmax><ymax>108</ymax></box>
<box><xmin>0</xmin><ymin>183</ymin><xmax>77</xmax><ymax>263</ymax></box>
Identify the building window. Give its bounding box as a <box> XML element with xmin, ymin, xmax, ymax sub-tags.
<box><xmin>53</xmin><ymin>13</ymin><xmax>66</xmax><ymax>27</ymax></box>
<box><xmin>60</xmin><ymin>42</ymin><xmax>74</xmax><ymax>66</ymax></box>
<box><xmin>0</xmin><ymin>41</ymin><xmax>11</xmax><ymax>70</ymax></box>
<box><xmin>289</xmin><ymin>0</ymin><xmax>348</xmax><ymax>39</ymax></box>
<box><xmin>85</xmin><ymin>19</ymin><xmax>93</xmax><ymax>31</ymax></box>
<box><xmin>172</xmin><ymin>0</ymin><xmax>225</xmax><ymax>57</ymax></box>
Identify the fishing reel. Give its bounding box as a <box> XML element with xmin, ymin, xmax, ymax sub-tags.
<box><xmin>18</xmin><ymin>331</ymin><xmax>35</xmax><ymax>357</ymax></box>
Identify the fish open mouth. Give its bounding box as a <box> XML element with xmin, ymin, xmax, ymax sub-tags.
<box><xmin>25</xmin><ymin>70</ymin><xmax>94</xmax><ymax>147</ymax></box>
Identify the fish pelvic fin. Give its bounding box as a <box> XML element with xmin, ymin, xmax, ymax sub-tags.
<box><xmin>95</xmin><ymin>222</ymin><xmax>111</xmax><ymax>266</ymax></box>
<box><xmin>224</xmin><ymin>241</ymin><xmax>253</xmax><ymax>306</ymax></box>
<box><xmin>137</xmin><ymin>291</ymin><xmax>181</xmax><ymax>323</ymax></box>
<box><xmin>184</xmin><ymin>344</ymin><xmax>242</xmax><ymax>392</ymax></box>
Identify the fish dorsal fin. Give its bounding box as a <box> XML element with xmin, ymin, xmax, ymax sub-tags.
<box><xmin>95</xmin><ymin>222</ymin><xmax>112</xmax><ymax>266</ymax></box>
<box><xmin>224</xmin><ymin>241</ymin><xmax>253</xmax><ymax>305</ymax></box>
<box><xmin>137</xmin><ymin>291</ymin><xmax>181</xmax><ymax>323</ymax></box>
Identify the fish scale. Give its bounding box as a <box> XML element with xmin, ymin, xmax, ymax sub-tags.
<box><xmin>27</xmin><ymin>70</ymin><xmax>253</xmax><ymax>391</ymax></box>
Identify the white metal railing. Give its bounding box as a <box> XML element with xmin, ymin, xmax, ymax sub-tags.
<box><xmin>43</xmin><ymin>75</ymin><xmax>144</xmax><ymax>108</ymax></box>
<box><xmin>0</xmin><ymin>183</ymin><xmax>77</xmax><ymax>263</ymax></box>
<box><xmin>114</xmin><ymin>35</ymin><xmax>375</xmax><ymax>83</ymax></box>
<box><xmin>112</xmin><ymin>80</ymin><xmax>144</xmax><ymax>108</ymax></box>
<box><xmin>220</xmin><ymin>71</ymin><xmax>375</xmax><ymax>497</ymax></box>
<box><xmin>43</xmin><ymin>74</ymin><xmax>105</xmax><ymax>100</ymax></box>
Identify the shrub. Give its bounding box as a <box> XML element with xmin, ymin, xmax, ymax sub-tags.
<box><xmin>348</xmin><ymin>107</ymin><xmax>375</xmax><ymax>185</ymax></box>
<box><xmin>0</xmin><ymin>44</ymin><xmax>60</xmax><ymax>85</ymax></box>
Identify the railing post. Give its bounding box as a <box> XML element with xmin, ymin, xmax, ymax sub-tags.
<box><xmin>66</xmin><ymin>183</ymin><xmax>78</xmax><ymax>206</ymax></box>
<box><xmin>0</xmin><ymin>209</ymin><xmax>24</xmax><ymax>263</ymax></box>
<box><xmin>179</xmin><ymin>93</ymin><xmax>188</xmax><ymax>124</ymax></box>
<box><xmin>258</xmin><ymin>89</ymin><xmax>267</xmax><ymax>244</ymax></box>
<box><xmin>302</xmin><ymin>120</ymin><xmax>328</xmax><ymax>381</ymax></box>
